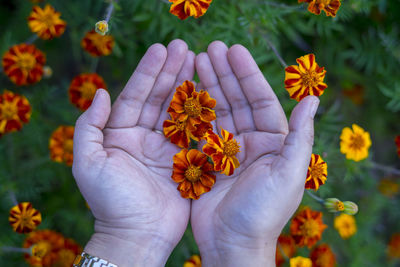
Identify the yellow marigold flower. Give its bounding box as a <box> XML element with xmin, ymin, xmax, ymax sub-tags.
<box><xmin>95</xmin><ymin>20</ymin><xmax>109</xmax><ymax>35</ymax></box>
<box><xmin>340</xmin><ymin>124</ymin><xmax>371</xmax><ymax>162</ymax></box>
<box><xmin>378</xmin><ymin>178</ymin><xmax>399</xmax><ymax>198</ymax></box>
<box><xmin>184</xmin><ymin>255</ymin><xmax>201</xmax><ymax>267</ymax></box>
<box><xmin>305</xmin><ymin>154</ymin><xmax>327</xmax><ymax>190</ymax></box>
<box><xmin>203</xmin><ymin>128</ymin><xmax>241</xmax><ymax>176</ymax></box>
<box><xmin>310</xmin><ymin>243</ymin><xmax>336</xmax><ymax>267</ymax></box>
<box><xmin>387</xmin><ymin>233</ymin><xmax>400</xmax><ymax>259</ymax></box>
<box><xmin>290</xmin><ymin>207</ymin><xmax>327</xmax><ymax>248</ymax></box>
<box><xmin>299</xmin><ymin>0</ymin><xmax>341</xmax><ymax>17</ymax></box>
<box><xmin>9</xmin><ymin>202</ymin><xmax>42</xmax><ymax>234</ymax></box>
<box><xmin>334</xmin><ymin>214</ymin><xmax>356</xmax><ymax>239</ymax></box>
<box><xmin>2</xmin><ymin>43</ymin><xmax>46</xmax><ymax>86</ymax></box>
<box><xmin>0</xmin><ymin>90</ymin><xmax>32</xmax><ymax>137</ymax></box>
<box><xmin>28</xmin><ymin>4</ymin><xmax>66</xmax><ymax>40</ymax></box>
<box><xmin>343</xmin><ymin>201</ymin><xmax>358</xmax><ymax>215</ymax></box>
<box><xmin>172</xmin><ymin>149</ymin><xmax>216</xmax><ymax>200</ymax></box>
<box><xmin>284</xmin><ymin>54</ymin><xmax>327</xmax><ymax>102</ymax></box>
<box><xmin>81</xmin><ymin>30</ymin><xmax>114</xmax><ymax>57</ymax></box>
<box><xmin>290</xmin><ymin>256</ymin><xmax>312</xmax><ymax>267</ymax></box>
<box><xmin>276</xmin><ymin>234</ymin><xmax>297</xmax><ymax>267</ymax></box>
<box><xmin>49</xmin><ymin>126</ymin><xmax>74</xmax><ymax>166</ymax></box>
<box><xmin>169</xmin><ymin>0</ymin><xmax>212</xmax><ymax>20</ymax></box>
<box><xmin>324</xmin><ymin>198</ymin><xmax>344</xmax><ymax>213</ymax></box>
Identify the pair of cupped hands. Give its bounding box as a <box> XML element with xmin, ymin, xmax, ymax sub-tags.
<box><xmin>72</xmin><ymin>39</ymin><xmax>320</xmax><ymax>267</ymax></box>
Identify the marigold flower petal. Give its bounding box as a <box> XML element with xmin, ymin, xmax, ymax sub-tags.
<box><xmin>387</xmin><ymin>233</ymin><xmax>400</xmax><ymax>259</ymax></box>
<box><xmin>301</xmin><ymin>0</ymin><xmax>341</xmax><ymax>17</ymax></box>
<box><xmin>81</xmin><ymin>30</ymin><xmax>114</xmax><ymax>57</ymax></box>
<box><xmin>169</xmin><ymin>0</ymin><xmax>212</xmax><ymax>20</ymax></box>
<box><xmin>395</xmin><ymin>135</ymin><xmax>400</xmax><ymax>158</ymax></box>
<box><xmin>276</xmin><ymin>234</ymin><xmax>297</xmax><ymax>267</ymax></box>
<box><xmin>49</xmin><ymin>126</ymin><xmax>74</xmax><ymax>166</ymax></box>
<box><xmin>289</xmin><ymin>256</ymin><xmax>312</xmax><ymax>267</ymax></box>
<box><xmin>305</xmin><ymin>154</ymin><xmax>327</xmax><ymax>190</ymax></box>
<box><xmin>9</xmin><ymin>202</ymin><xmax>42</xmax><ymax>234</ymax></box>
<box><xmin>334</xmin><ymin>214</ymin><xmax>356</xmax><ymax>239</ymax></box>
<box><xmin>340</xmin><ymin>124</ymin><xmax>371</xmax><ymax>162</ymax></box>
<box><xmin>28</xmin><ymin>4</ymin><xmax>66</xmax><ymax>40</ymax></box>
<box><xmin>310</xmin><ymin>244</ymin><xmax>336</xmax><ymax>267</ymax></box>
<box><xmin>184</xmin><ymin>255</ymin><xmax>201</xmax><ymax>267</ymax></box>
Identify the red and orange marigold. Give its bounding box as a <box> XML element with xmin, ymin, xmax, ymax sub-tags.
<box><xmin>49</xmin><ymin>126</ymin><xmax>74</xmax><ymax>166</ymax></box>
<box><xmin>202</xmin><ymin>128</ymin><xmax>240</xmax><ymax>176</ymax></box>
<box><xmin>81</xmin><ymin>30</ymin><xmax>114</xmax><ymax>57</ymax></box>
<box><xmin>299</xmin><ymin>0</ymin><xmax>341</xmax><ymax>17</ymax></box>
<box><xmin>68</xmin><ymin>73</ymin><xmax>107</xmax><ymax>111</ymax></box>
<box><xmin>310</xmin><ymin>243</ymin><xmax>336</xmax><ymax>267</ymax></box>
<box><xmin>395</xmin><ymin>135</ymin><xmax>400</xmax><ymax>158</ymax></box>
<box><xmin>172</xmin><ymin>149</ymin><xmax>216</xmax><ymax>200</ymax></box>
<box><xmin>387</xmin><ymin>233</ymin><xmax>400</xmax><ymax>259</ymax></box>
<box><xmin>53</xmin><ymin>238</ymin><xmax>83</xmax><ymax>267</ymax></box>
<box><xmin>28</xmin><ymin>4</ymin><xmax>66</xmax><ymax>40</ymax></box>
<box><xmin>169</xmin><ymin>0</ymin><xmax>212</xmax><ymax>20</ymax></box>
<box><xmin>9</xmin><ymin>202</ymin><xmax>42</xmax><ymax>234</ymax></box>
<box><xmin>284</xmin><ymin>54</ymin><xmax>327</xmax><ymax>102</ymax></box>
<box><xmin>0</xmin><ymin>90</ymin><xmax>32</xmax><ymax>137</ymax></box>
<box><xmin>305</xmin><ymin>154</ymin><xmax>328</xmax><ymax>190</ymax></box>
<box><xmin>163</xmin><ymin>118</ymin><xmax>212</xmax><ymax>148</ymax></box>
<box><xmin>276</xmin><ymin>234</ymin><xmax>297</xmax><ymax>267</ymax></box>
<box><xmin>290</xmin><ymin>207</ymin><xmax>327</xmax><ymax>248</ymax></box>
<box><xmin>2</xmin><ymin>44</ymin><xmax>46</xmax><ymax>86</ymax></box>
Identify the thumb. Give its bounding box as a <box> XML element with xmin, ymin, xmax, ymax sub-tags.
<box><xmin>72</xmin><ymin>89</ymin><xmax>111</xmax><ymax>175</ymax></box>
<box><xmin>275</xmin><ymin>95</ymin><xmax>319</xmax><ymax>187</ymax></box>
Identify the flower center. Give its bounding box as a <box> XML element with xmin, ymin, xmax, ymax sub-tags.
<box><xmin>0</xmin><ymin>100</ymin><xmax>19</xmax><ymax>120</ymax></box>
<box><xmin>350</xmin><ymin>134</ymin><xmax>365</xmax><ymax>150</ymax></box>
<box><xmin>184</xmin><ymin>98</ymin><xmax>202</xmax><ymax>117</ymax></box>
<box><xmin>310</xmin><ymin>164</ymin><xmax>324</xmax><ymax>179</ymax></box>
<box><xmin>300</xmin><ymin>220</ymin><xmax>320</xmax><ymax>237</ymax></box>
<box><xmin>63</xmin><ymin>139</ymin><xmax>73</xmax><ymax>153</ymax></box>
<box><xmin>57</xmin><ymin>249</ymin><xmax>76</xmax><ymax>264</ymax></box>
<box><xmin>16</xmin><ymin>53</ymin><xmax>36</xmax><ymax>71</ymax></box>
<box><xmin>223</xmin><ymin>140</ymin><xmax>240</xmax><ymax>157</ymax></box>
<box><xmin>335</xmin><ymin>201</ymin><xmax>344</xmax><ymax>211</ymax></box>
<box><xmin>31</xmin><ymin>241</ymin><xmax>51</xmax><ymax>258</ymax></box>
<box><xmin>185</xmin><ymin>164</ymin><xmax>202</xmax><ymax>182</ymax></box>
<box><xmin>80</xmin><ymin>82</ymin><xmax>97</xmax><ymax>100</ymax></box>
<box><xmin>40</xmin><ymin>13</ymin><xmax>56</xmax><ymax>28</ymax></box>
<box><xmin>176</xmin><ymin>120</ymin><xmax>186</xmax><ymax>131</ymax></box>
<box><xmin>301</xmin><ymin>71</ymin><xmax>319</xmax><ymax>88</ymax></box>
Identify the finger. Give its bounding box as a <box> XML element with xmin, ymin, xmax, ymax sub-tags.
<box><xmin>107</xmin><ymin>43</ymin><xmax>167</xmax><ymax>128</ymax></box>
<box><xmin>274</xmin><ymin>96</ymin><xmax>319</xmax><ymax>188</ymax></box>
<box><xmin>208</xmin><ymin>41</ymin><xmax>255</xmax><ymax>133</ymax></box>
<box><xmin>155</xmin><ymin>50</ymin><xmax>196</xmax><ymax>131</ymax></box>
<box><xmin>196</xmin><ymin>51</ymin><xmax>237</xmax><ymax>135</ymax></box>
<box><xmin>137</xmin><ymin>39</ymin><xmax>188</xmax><ymax>129</ymax></box>
<box><xmin>73</xmin><ymin>89</ymin><xmax>111</xmax><ymax>176</ymax></box>
<box><xmin>227</xmin><ymin>44</ymin><xmax>288</xmax><ymax>135</ymax></box>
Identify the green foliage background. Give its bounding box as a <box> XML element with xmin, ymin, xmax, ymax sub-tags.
<box><xmin>1</xmin><ymin>0</ymin><xmax>400</xmax><ymax>266</ymax></box>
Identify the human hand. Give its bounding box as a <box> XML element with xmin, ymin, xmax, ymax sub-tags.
<box><xmin>72</xmin><ymin>39</ymin><xmax>195</xmax><ymax>267</ymax></box>
<box><xmin>191</xmin><ymin>41</ymin><xmax>320</xmax><ymax>266</ymax></box>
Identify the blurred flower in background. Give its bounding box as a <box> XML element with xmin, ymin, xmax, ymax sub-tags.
<box><xmin>334</xmin><ymin>214</ymin><xmax>357</xmax><ymax>239</ymax></box>
<box><xmin>49</xmin><ymin>126</ymin><xmax>74</xmax><ymax>166</ymax></box>
<box><xmin>8</xmin><ymin>202</ymin><xmax>42</xmax><ymax>234</ymax></box>
<box><xmin>340</xmin><ymin>124</ymin><xmax>371</xmax><ymax>162</ymax></box>
<box><xmin>27</xmin><ymin>5</ymin><xmax>66</xmax><ymax>40</ymax></box>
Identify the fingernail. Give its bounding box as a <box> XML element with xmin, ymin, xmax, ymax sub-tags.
<box><xmin>310</xmin><ymin>98</ymin><xmax>320</xmax><ymax>117</ymax></box>
<box><xmin>93</xmin><ymin>89</ymin><xmax>103</xmax><ymax>103</ymax></box>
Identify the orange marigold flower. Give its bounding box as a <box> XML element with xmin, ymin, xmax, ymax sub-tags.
<box><xmin>9</xmin><ymin>202</ymin><xmax>42</xmax><ymax>234</ymax></box>
<box><xmin>0</xmin><ymin>90</ymin><xmax>32</xmax><ymax>137</ymax></box>
<box><xmin>310</xmin><ymin>243</ymin><xmax>336</xmax><ymax>267</ymax></box>
<box><xmin>163</xmin><ymin>118</ymin><xmax>212</xmax><ymax>148</ymax></box>
<box><xmin>81</xmin><ymin>30</ymin><xmax>114</xmax><ymax>57</ymax></box>
<box><xmin>388</xmin><ymin>233</ymin><xmax>400</xmax><ymax>259</ymax></box>
<box><xmin>2</xmin><ymin>44</ymin><xmax>46</xmax><ymax>86</ymax></box>
<box><xmin>284</xmin><ymin>54</ymin><xmax>327</xmax><ymax>102</ymax></box>
<box><xmin>68</xmin><ymin>73</ymin><xmax>107</xmax><ymax>111</ymax></box>
<box><xmin>184</xmin><ymin>255</ymin><xmax>201</xmax><ymax>267</ymax></box>
<box><xmin>342</xmin><ymin>84</ymin><xmax>364</xmax><ymax>105</ymax></box>
<box><xmin>395</xmin><ymin>135</ymin><xmax>400</xmax><ymax>158</ymax></box>
<box><xmin>340</xmin><ymin>124</ymin><xmax>371</xmax><ymax>162</ymax></box>
<box><xmin>28</xmin><ymin>4</ymin><xmax>66</xmax><ymax>40</ymax></box>
<box><xmin>49</xmin><ymin>126</ymin><xmax>74</xmax><ymax>166</ymax></box>
<box><xmin>378</xmin><ymin>178</ymin><xmax>399</xmax><ymax>198</ymax></box>
<box><xmin>169</xmin><ymin>0</ymin><xmax>212</xmax><ymax>20</ymax></box>
<box><xmin>276</xmin><ymin>234</ymin><xmax>297</xmax><ymax>267</ymax></box>
<box><xmin>305</xmin><ymin>154</ymin><xmax>327</xmax><ymax>190</ymax></box>
<box><xmin>168</xmin><ymin>80</ymin><xmax>216</xmax><ymax>128</ymax></box>
<box><xmin>290</xmin><ymin>207</ymin><xmax>327</xmax><ymax>248</ymax></box>
<box><xmin>53</xmin><ymin>238</ymin><xmax>83</xmax><ymax>267</ymax></box>
<box><xmin>334</xmin><ymin>214</ymin><xmax>356</xmax><ymax>239</ymax></box>
<box><xmin>23</xmin><ymin>230</ymin><xmax>65</xmax><ymax>267</ymax></box>
<box><xmin>290</xmin><ymin>256</ymin><xmax>312</xmax><ymax>267</ymax></box>
<box><xmin>172</xmin><ymin>149</ymin><xmax>216</xmax><ymax>200</ymax></box>
<box><xmin>299</xmin><ymin>0</ymin><xmax>341</xmax><ymax>17</ymax></box>
<box><xmin>202</xmin><ymin>128</ymin><xmax>240</xmax><ymax>176</ymax></box>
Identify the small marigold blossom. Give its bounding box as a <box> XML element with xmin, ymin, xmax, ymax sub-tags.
<box><xmin>342</xmin><ymin>84</ymin><xmax>364</xmax><ymax>105</ymax></box>
<box><xmin>276</xmin><ymin>234</ymin><xmax>297</xmax><ymax>267</ymax></box>
<box><xmin>28</xmin><ymin>4</ymin><xmax>66</xmax><ymax>40</ymax></box>
<box><xmin>49</xmin><ymin>126</ymin><xmax>74</xmax><ymax>166</ymax></box>
<box><xmin>81</xmin><ymin>30</ymin><xmax>114</xmax><ymax>57</ymax></box>
<box><xmin>395</xmin><ymin>136</ymin><xmax>400</xmax><ymax>158</ymax></box>
<box><xmin>284</xmin><ymin>54</ymin><xmax>327</xmax><ymax>102</ymax></box>
<box><xmin>95</xmin><ymin>20</ymin><xmax>109</xmax><ymax>35</ymax></box>
<box><xmin>310</xmin><ymin>244</ymin><xmax>336</xmax><ymax>267</ymax></box>
<box><xmin>378</xmin><ymin>178</ymin><xmax>399</xmax><ymax>197</ymax></box>
<box><xmin>9</xmin><ymin>202</ymin><xmax>42</xmax><ymax>234</ymax></box>
<box><xmin>305</xmin><ymin>154</ymin><xmax>327</xmax><ymax>190</ymax></box>
<box><xmin>163</xmin><ymin>118</ymin><xmax>212</xmax><ymax>148</ymax></box>
<box><xmin>334</xmin><ymin>214</ymin><xmax>356</xmax><ymax>239</ymax></box>
<box><xmin>68</xmin><ymin>73</ymin><xmax>107</xmax><ymax>111</ymax></box>
<box><xmin>43</xmin><ymin>66</ymin><xmax>53</xmax><ymax>78</ymax></box>
<box><xmin>172</xmin><ymin>149</ymin><xmax>216</xmax><ymax>200</ymax></box>
<box><xmin>299</xmin><ymin>0</ymin><xmax>341</xmax><ymax>17</ymax></box>
<box><xmin>2</xmin><ymin>44</ymin><xmax>46</xmax><ymax>86</ymax></box>
<box><xmin>184</xmin><ymin>255</ymin><xmax>201</xmax><ymax>267</ymax></box>
<box><xmin>343</xmin><ymin>201</ymin><xmax>358</xmax><ymax>215</ymax></box>
<box><xmin>340</xmin><ymin>124</ymin><xmax>371</xmax><ymax>162</ymax></box>
<box><xmin>0</xmin><ymin>90</ymin><xmax>32</xmax><ymax>137</ymax></box>
<box><xmin>324</xmin><ymin>198</ymin><xmax>344</xmax><ymax>213</ymax></box>
<box><xmin>54</xmin><ymin>238</ymin><xmax>83</xmax><ymax>267</ymax></box>
<box><xmin>388</xmin><ymin>233</ymin><xmax>400</xmax><ymax>259</ymax></box>
<box><xmin>290</xmin><ymin>207</ymin><xmax>327</xmax><ymax>248</ymax></box>
<box><xmin>290</xmin><ymin>256</ymin><xmax>312</xmax><ymax>267</ymax></box>
<box><xmin>169</xmin><ymin>0</ymin><xmax>212</xmax><ymax>20</ymax></box>
<box><xmin>202</xmin><ymin>128</ymin><xmax>240</xmax><ymax>176</ymax></box>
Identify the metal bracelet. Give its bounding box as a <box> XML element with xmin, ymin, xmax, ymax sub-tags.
<box><xmin>73</xmin><ymin>251</ymin><xmax>118</xmax><ymax>267</ymax></box>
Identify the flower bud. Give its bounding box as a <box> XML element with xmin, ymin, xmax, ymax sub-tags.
<box><xmin>43</xmin><ymin>66</ymin><xmax>52</xmax><ymax>78</ymax></box>
<box><xmin>95</xmin><ymin>20</ymin><xmax>109</xmax><ymax>35</ymax></box>
<box><xmin>324</xmin><ymin>198</ymin><xmax>344</xmax><ymax>212</ymax></box>
<box><xmin>343</xmin><ymin>201</ymin><xmax>358</xmax><ymax>215</ymax></box>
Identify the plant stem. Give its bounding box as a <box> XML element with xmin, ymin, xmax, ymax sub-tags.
<box><xmin>305</xmin><ymin>190</ymin><xmax>324</xmax><ymax>204</ymax></box>
<box><xmin>25</xmin><ymin>34</ymin><xmax>38</xmax><ymax>44</ymax></box>
<box><xmin>1</xmin><ymin>246</ymin><xmax>31</xmax><ymax>254</ymax></box>
<box><xmin>370</xmin><ymin>161</ymin><xmax>400</xmax><ymax>176</ymax></box>
<box><xmin>263</xmin><ymin>34</ymin><xmax>288</xmax><ymax>68</ymax></box>
<box><xmin>105</xmin><ymin>1</ymin><xmax>115</xmax><ymax>22</ymax></box>
<box><xmin>9</xmin><ymin>191</ymin><xmax>18</xmax><ymax>206</ymax></box>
